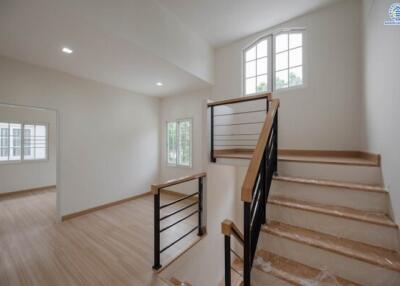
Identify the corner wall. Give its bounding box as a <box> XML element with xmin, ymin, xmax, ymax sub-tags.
<box><xmin>0</xmin><ymin>56</ymin><xmax>160</xmax><ymax>217</ymax></box>
<box><xmin>361</xmin><ymin>0</ymin><xmax>400</xmax><ymax>223</ymax></box>
<box><xmin>213</xmin><ymin>0</ymin><xmax>363</xmax><ymax>151</ymax></box>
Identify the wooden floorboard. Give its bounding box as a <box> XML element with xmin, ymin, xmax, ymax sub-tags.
<box><xmin>0</xmin><ymin>187</ymin><xmax>199</xmax><ymax>286</ymax></box>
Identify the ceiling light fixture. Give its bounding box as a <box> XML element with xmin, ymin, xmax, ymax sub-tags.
<box><xmin>62</xmin><ymin>47</ymin><xmax>73</xmax><ymax>54</ymax></box>
<box><xmin>156</xmin><ymin>82</ymin><xmax>163</xmax><ymax>86</ymax></box>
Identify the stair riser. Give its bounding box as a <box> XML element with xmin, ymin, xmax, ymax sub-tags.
<box><xmin>267</xmin><ymin>205</ymin><xmax>400</xmax><ymax>250</ymax></box>
<box><xmin>271</xmin><ymin>180</ymin><xmax>388</xmax><ymax>213</ymax></box>
<box><xmin>259</xmin><ymin>233</ymin><xmax>400</xmax><ymax>286</ymax></box>
<box><xmin>277</xmin><ymin>161</ymin><xmax>382</xmax><ymax>185</ymax></box>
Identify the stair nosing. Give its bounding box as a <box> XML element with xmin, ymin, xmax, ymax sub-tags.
<box><xmin>278</xmin><ymin>156</ymin><xmax>378</xmax><ymax>167</ymax></box>
<box><xmin>273</xmin><ymin>175</ymin><xmax>387</xmax><ymax>194</ymax></box>
<box><xmin>268</xmin><ymin>196</ymin><xmax>397</xmax><ymax>228</ymax></box>
<box><xmin>262</xmin><ymin>221</ymin><xmax>400</xmax><ymax>273</ymax></box>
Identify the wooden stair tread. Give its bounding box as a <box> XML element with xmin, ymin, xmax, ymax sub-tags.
<box><xmin>214</xmin><ymin>153</ymin><xmax>253</xmax><ymax>159</ymax></box>
<box><xmin>273</xmin><ymin>175</ymin><xmax>386</xmax><ymax>193</ymax></box>
<box><xmin>268</xmin><ymin>195</ymin><xmax>396</xmax><ymax>228</ymax></box>
<box><xmin>278</xmin><ymin>154</ymin><xmax>378</xmax><ymax>166</ymax></box>
<box><xmin>262</xmin><ymin>221</ymin><xmax>400</xmax><ymax>272</ymax></box>
<box><xmin>255</xmin><ymin>249</ymin><xmax>360</xmax><ymax>286</ymax></box>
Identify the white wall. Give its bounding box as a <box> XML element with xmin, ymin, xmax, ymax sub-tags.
<box><xmin>0</xmin><ymin>104</ymin><xmax>57</xmax><ymax>193</ymax></box>
<box><xmin>0</xmin><ymin>56</ymin><xmax>160</xmax><ymax>217</ymax></box>
<box><xmin>213</xmin><ymin>0</ymin><xmax>363</xmax><ymax>150</ymax></box>
<box><xmin>361</xmin><ymin>0</ymin><xmax>400</xmax><ymax>222</ymax></box>
<box><xmin>159</xmin><ymin>89</ymin><xmax>210</xmax><ymax>194</ymax></box>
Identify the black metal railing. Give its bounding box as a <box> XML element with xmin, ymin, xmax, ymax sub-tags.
<box><xmin>152</xmin><ymin>173</ymin><xmax>206</xmax><ymax>270</ymax></box>
<box><xmin>207</xmin><ymin>93</ymin><xmax>271</xmax><ymax>162</ymax></box>
<box><xmin>221</xmin><ymin>98</ymin><xmax>279</xmax><ymax>286</ymax></box>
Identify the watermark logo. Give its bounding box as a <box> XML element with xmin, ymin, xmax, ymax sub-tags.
<box><xmin>385</xmin><ymin>3</ymin><xmax>400</xmax><ymax>25</ymax></box>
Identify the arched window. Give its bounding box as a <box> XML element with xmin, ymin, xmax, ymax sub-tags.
<box><xmin>244</xmin><ymin>29</ymin><xmax>304</xmax><ymax>95</ymax></box>
<box><xmin>244</xmin><ymin>36</ymin><xmax>271</xmax><ymax>95</ymax></box>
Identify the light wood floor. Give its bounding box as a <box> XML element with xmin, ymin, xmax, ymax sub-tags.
<box><xmin>0</xmin><ymin>187</ymin><xmax>200</xmax><ymax>286</ymax></box>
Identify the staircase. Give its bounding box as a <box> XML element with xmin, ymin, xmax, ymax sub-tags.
<box><xmin>209</xmin><ymin>94</ymin><xmax>400</xmax><ymax>285</ymax></box>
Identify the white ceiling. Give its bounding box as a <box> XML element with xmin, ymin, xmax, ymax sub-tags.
<box><xmin>156</xmin><ymin>0</ymin><xmax>339</xmax><ymax>47</ymax></box>
<box><xmin>0</xmin><ymin>0</ymin><xmax>211</xmax><ymax>97</ymax></box>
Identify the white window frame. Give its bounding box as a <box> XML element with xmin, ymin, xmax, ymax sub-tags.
<box><xmin>0</xmin><ymin>121</ymin><xmax>49</xmax><ymax>164</ymax></box>
<box><xmin>242</xmin><ymin>28</ymin><xmax>306</xmax><ymax>96</ymax></box>
<box><xmin>273</xmin><ymin>28</ymin><xmax>306</xmax><ymax>92</ymax></box>
<box><xmin>166</xmin><ymin>118</ymin><xmax>193</xmax><ymax>168</ymax></box>
<box><xmin>243</xmin><ymin>35</ymin><xmax>272</xmax><ymax>96</ymax></box>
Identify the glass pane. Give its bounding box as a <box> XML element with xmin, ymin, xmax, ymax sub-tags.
<box><xmin>289</xmin><ymin>66</ymin><xmax>303</xmax><ymax>87</ymax></box>
<box><xmin>289</xmin><ymin>47</ymin><xmax>302</xmax><ymax>67</ymax></box>
<box><xmin>257</xmin><ymin>57</ymin><xmax>268</xmax><ymax>75</ymax></box>
<box><xmin>24</xmin><ymin>125</ymin><xmax>35</xmax><ymax>160</ymax></box>
<box><xmin>256</xmin><ymin>39</ymin><xmax>268</xmax><ymax>58</ymax></box>
<box><xmin>245</xmin><ymin>46</ymin><xmax>256</xmax><ymax>62</ymax></box>
<box><xmin>275</xmin><ymin>70</ymin><xmax>288</xmax><ymax>89</ymax></box>
<box><xmin>178</xmin><ymin>120</ymin><xmax>191</xmax><ymax>166</ymax></box>
<box><xmin>275</xmin><ymin>33</ymin><xmax>288</xmax><ymax>53</ymax></box>
<box><xmin>256</xmin><ymin>75</ymin><xmax>268</xmax><ymax>92</ymax></box>
<box><xmin>246</xmin><ymin>77</ymin><xmax>256</xmax><ymax>95</ymax></box>
<box><xmin>35</xmin><ymin>148</ymin><xmax>46</xmax><ymax>160</ymax></box>
<box><xmin>276</xmin><ymin>51</ymin><xmax>288</xmax><ymax>71</ymax></box>
<box><xmin>167</xmin><ymin>122</ymin><xmax>177</xmax><ymax>165</ymax></box>
<box><xmin>289</xmin><ymin>33</ymin><xmax>302</xmax><ymax>49</ymax></box>
<box><xmin>9</xmin><ymin>123</ymin><xmax>21</xmax><ymax>160</ymax></box>
<box><xmin>246</xmin><ymin>60</ymin><xmax>256</xmax><ymax>78</ymax></box>
<box><xmin>0</xmin><ymin>123</ymin><xmax>9</xmax><ymax>161</ymax></box>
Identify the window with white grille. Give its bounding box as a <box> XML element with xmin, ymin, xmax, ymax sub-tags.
<box><xmin>0</xmin><ymin>122</ymin><xmax>48</xmax><ymax>162</ymax></box>
<box><xmin>167</xmin><ymin>119</ymin><xmax>192</xmax><ymax>167</ymax></box>
<box><xmin>243</xmin><ymin>29</ymin><xmax>305</xmax><ymax>95</ymax></box>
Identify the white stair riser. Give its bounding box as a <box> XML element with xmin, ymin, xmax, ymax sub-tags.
<box><xmin>267</xmin><ymin>205</ymin><xmax>400</xmax><ymax>250</ymax></box>
<box><xmin>252</xmin><ymin>268</ymin><xmax>293</xmax><ymax>286</ymax></box>
<box><xmin>277</xmin><ymin>161</ymin><xmax>382</xmax><ymax>185</ymax></box>
<box><xmin>259</xmin><ymin>233</ymin><xmax>400</xmax><ymax>286</ymax></box>
<box><xmin>271</xmin><ymin>180</ymin><xmax>389</xmax><ymax>213</ymax></box>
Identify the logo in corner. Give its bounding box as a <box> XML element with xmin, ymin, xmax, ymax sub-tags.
<box><xmin>385</xmin><ymin>3</ymin><xmax>400</xmax><ymax>25</ymax></box>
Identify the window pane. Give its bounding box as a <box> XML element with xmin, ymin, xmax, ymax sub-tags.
<box><xmin>289</xmin><ymin>33</ymin><xmax>302</xmax><ymax>49</ymax></box>
<box><xmin>246</xmin><ymin>60</ymin><xmax>256</xmax><ymax>78</ymax></box>
<box><xmin>275</xmin><ymin>70</ymin><xmax>288</xmax><ymax>89</ymax></box>
<box><xmin>178</xmin><ymin>120</ymin><xmax>191</xmax><ymax>166</ymax></box>
<box><xmin>9</xmin><ymin>123</ymin><xmax>21</xmax><ymax>160</ymax></box>
<box><xmin>246</xmin><ymin>77</ymin><xmax>256</xmax><ymax>95</ymax></box>
<box><xmin>257</xmin><ymin>57</ymin><xmax>268</xmax><ymax>75</ymax></box>
<box><xmin>289</xmin><ymin>66</ymin><xmax>303</xmax><ymax>87</ymax></box>
<box><xmin>256</xmin><ymin>75</ymin><xmax>268</xmax><ymax>92</ymax></box>
<box><xmin>245</xmin><ymin>46</ymin><xmax>256</xmax><ymax>62</ymax></box>
<box><xmin>24</xmin><ymin>125</ymin><xmax>35</xmax><ymax>160</ymax></box>
<box><xmin>0</xmin><ymin>123</ymin><xmax>9</xmax><ymax>160</ymax></box>
<box><xmin>35</xmin><ymin>148</ymin><xmax>46</xmax><ymax>160</ymax></box>
<box><xmin>256</xmin><ymin>39</ymin><xmax>268</xmax><ymax>58</ymax></box>
<box><xmin>276</xmin><ymin>51</ymin><xmax>288</xmax><ymax>71</ymax></box>
<box><xmin>289</xmin><ymin>47</ymin><xmax>302</xmax><ymax>67</ymax></box>
<box><xmin>167</xmin><ymin>122</ymin><xmax>177</xmax><ymax>165</ymax></box>
<box><xmin>275</xmin><ymin>33</ymin><xmax>288</xmax><ymax>53</ymax></box>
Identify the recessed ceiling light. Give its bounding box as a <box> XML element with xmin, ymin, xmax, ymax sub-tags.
<box><xmin>62</xmin><ymin>47</ymin><xmax>73</xmax><ymax>54</ymax></box>
<box><xmin>156</xmin><ymin>82</ymin><xmax>163</xmax><ymax>86</ymax></box>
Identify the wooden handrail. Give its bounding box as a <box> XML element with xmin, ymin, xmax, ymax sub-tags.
<box><xmin>151</xmin><ymin>172</ymin><xmax>206</xmax><ymax>194</ymax></box>
<box><xmin>221</xmin><ymin>219</ymin><xmax>244</xmax><ymax>245</ymax></box>
<box><xmin>241</xmin><ymin>99</ymin><xmax>280</xmax><ymax>202</ymax></box>
<box><xmin>207</xmin><ymin>93</ymin><xmax>272</xmax><ymax>107</ymax></box>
